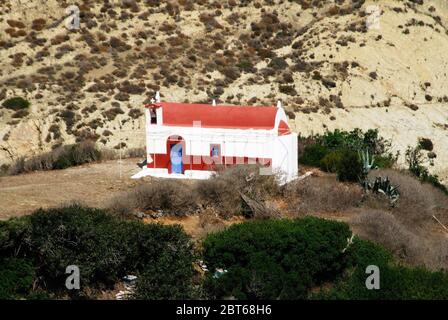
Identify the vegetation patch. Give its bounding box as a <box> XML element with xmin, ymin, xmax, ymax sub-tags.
<box><xmin>8</xmin><ymin>141</ymin><xmax>102</xmax><ymax>175</ymax></box>
<box><xmin>299</xmin><ymin>129</ymin><xmax>397</xmax><ymax>182</ymax></box>
<box><xmin>2</xmin><ymin>97</ymin><xmax>30</xmax><ymax>111</ymax></box>
<box><xmin>0</xmin><ymin>204</ymin><xmax>195</xmax><ymax>299</ymax></box>
<box><xmin>203</xmin><ymin>218</ymin><xmax>448</xmax><ymax>300</ymax></box>
<box><xmin>203</xmin><ymin>217</ymin><xmax>352</xmax><ymax>299</ymax></box>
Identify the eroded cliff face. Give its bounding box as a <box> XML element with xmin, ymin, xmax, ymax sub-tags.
<box><xmin>1</xmin><ymin>0</ymin><xmax>447</xmax><ymax>181</ymax></box>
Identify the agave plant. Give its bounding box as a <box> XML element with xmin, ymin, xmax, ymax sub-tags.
<box><xmin>359</xmin><ymin>149</ymin><xmax>375</xmax><ymax>176</ymax></box>
<box><xmin>359</xmin><ymin>149</ymin><xmax>375</xmax><ymax>189</ymax></box>
<box><xmin>365</xmin><ymin>176</ymin><xmax>400</xmax><ymax>205</ymax></box>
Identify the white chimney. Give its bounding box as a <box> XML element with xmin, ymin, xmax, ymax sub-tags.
<box><xmin>277</xmin><ymin>100</ymin><xmax>282</xmax><ymax>108</ymax></box>
<box><xmin>212</xmin><ymin>99</ymin><xmax>216</xmax><ymax>106</ymax></box>
<box><xmin>155</xmin><ymin>91</ymin><xmax>161</xmax><ymax>103</ymax></box>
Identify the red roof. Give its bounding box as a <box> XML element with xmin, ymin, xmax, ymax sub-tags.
<box><xmin>146</xmin><ymin>102</ymin><xmax>279</xmax><ymax>130</ymax></box>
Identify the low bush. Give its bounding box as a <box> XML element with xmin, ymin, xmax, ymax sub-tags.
<box><xmin>284</xmin><ymin>175</ymin><xmax>362</xmax><ymax>215</ymax></box>
<box><xmin>109</xmin><ymin>179</ymin><xmax>198</xmax><ymax>217</ymax></box>
<box><xmin>195</xmin><ymin>165</ymin><xmax>281</xmax><ymax>218</ymax></box>
<box><xmin>12</xmin><ymin>109</ymin><xmax>29</xmax><ymax>118</ymax></box>
<box><xmin>54</xmin><ymin>141</ymin><xmax>102</xmax><ymax>169</ymax></box>
<box><xmin>268</xmin><ymin>57</ymin><xmax>288</xmax><ymax>70</ymax></box>
<box><xmin>372</xmin><ymin>155</ymin><xmax>395</xmax><ymax>169</ymax></box>
<box><xmin>405</xmin><ymin>145</ymin><xmax>448</xmax><ymax>195</ymax></box>
<box><xmin>318</xmin><ymin>262</ymin><xmax>448</xmax><ymax>299</ymax></box>
<box><xmin>203</xmin><ymin>217</ymin><xmax>352</xmax><ymax>299</ymax></box>
<box><xmin>299</xmin><ymin>144</ymin><xmax>330</xmax><ymax>167</ymax></box>
<box><xmin>315</xmin><ymin>236</ymin><xmax>448</xmax><ymax>300</ymax></box>
<box><xmin>0</xmin><ymin>257</ymin><xmax>35</xmax><ymax>299</ymax></box>
<box><xmin>132</xmin><ymin>248</ymin><xmax>196</xmax><ymax>299</ymax></box>
<box><xmin>318</xmin><ymin>129</ymin><xmax>393</xmax><ymax>156</ymax></box>
<box><xmin>319</xmin><ymin>150</ymin><xmax>343</xmax><ymax>173</ymax></box>
<box><xmin>353</xmin><ymin>209</ymin><xmax>426</xmax><ymax>266</ymax></box>
<box><xmin>2</xmin><ymin>97</ymin><xmax>30</xmax><ymax>110</ymax></box>
<box><xmin>0</xmin><ymin>204</ymin><xmax>195</xmax><ymax>298</ymax></box>
<box><xmin>8</xmin><ymin>141</ymin><xmax>101</xmax><ymax>174</ymax></box>
<box><xmin>418</xmin><ymin>138</ymin><xmax>433</xmax><ymax>151</ymax></box>
<box><xmin>336</xmin><ymin>149</ymin><xmax>364</xmax><ymax>182</ymax></box>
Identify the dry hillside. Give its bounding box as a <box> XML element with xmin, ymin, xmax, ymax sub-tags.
<box><xmin>0</xmin><ymin>0</ymin><xmax>447</xmax><ymax>182</ymax></box>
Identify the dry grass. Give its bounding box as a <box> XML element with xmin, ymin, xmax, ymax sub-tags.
<box><xmin>354</xmin><ymin>209</ymin><xmax>448</xmax><ymax>270</ymax></box>
<box><xmin>197</xmin><ymin>207</ymin><xmax>228</xmax><ymax>238</ymax></box>
<box><xmin>195</xmin><ymin>165</ymin><xmax>281</xmax><ymax>218</ymax></box>
<box><xmin>354</xmin><ymin>209</ymin><xmax>427</xmax><ymax>266</ymax></box>
<box><xmin>353</xmin><ymin>169</ymin><xmax>448</xmax><ymax>270</ymax></box>
<box><xmin>367</xmin><ymin>169</ymin><xmax>448</xmax><ymax>228</ymax></box>
<box><xmin>109</xmin><ymin>165</ymin><xmax>282</xmax><ymax>219</ymax></box>
<box><xmin>284</xmin><ymin>175</ymin><xmax>363</xmax><ymax>215</ymax></box>
<box><xmin>108</xmin><ymin>179</ymin><xmax>198</xmax><ymax>217</ymax></box>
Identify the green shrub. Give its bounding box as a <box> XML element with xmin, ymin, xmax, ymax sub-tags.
<box><xmin>319</xmin><ymin>129</ymin><xmax>389</xmax><ymax>154</ymax></box>
<box><xmin>321</xmin><ymin>148</ymin><xmax>393</xmax><ymax>181</ymax></box>
<box><xmin>299</xmin><ymin>144</ymin><xmax>330</xmax><ymax>167</ymax></box>
<box><xmin>236</xmin><ymin>59</ymin><xmax>253</xmax><ymax>73</ymax></box>
<box><xmin>2</xmin><ymin>97</ymin><xmax>30</xmax><ymax>110</ymax></box>
<box><xmin>373</xmin><ymin>155</ymin><xmax>395</xmax><ymax>169</ymax></box>
<box><xmin>0</xmin><ymin>257</ymin><xmax>35</xmax><ymax>299</ymax></box>
<box><xmin>336</xmin><ymin>149</ymin><xmax>364</xmax><ymax>182</ymax></box>
<box><xmin>418</xmin><ymin>138</ymin><xmax>433</xmax><ymax>151</ymax></box>
<box><xmin>315</xmin><ymin>237</ymin><xmax>448</xmax><ymax>300</ymax></box>
<box><xmin>268</xmin><ymin>57</ymin><xmax>288</xmax><ymax>70</ymax></box>
<box><xmin>203</xmin><ymin>217</ymin><xmax>352</xmax><ymax>299</ymax></box>
<box><xmin>405</xmin><ymin>145</ymin><xmax>448</xmax><ymax>195</ymax></box>
<box><xmin>421</xmin><ymin>174</ymin><xmax>448</xmax><ymax>195</ymax></box>
<box><xmin>299</xmin><ymin>129</ymin><xmax>396</xmax><ymax>173</ymax></box>
<box><xmin>0</xmin><ymin>205</ymin><xmax>195</xmax><ymax>297</ymax></box>
<box><xmin>319</xmin><ymin>150</ymin><xmax>343</xmax><ymax>173</ymax></box>
<box><xmin>132</xmin><ymin>248</ymin><xmax>196</xmax><ymax>299</ymax></box>
<box><xmin>318</xmin><ymin>264</ymin><xmax>448</xmax><ymax>300</ymax></box>
<box><xmin>53</xmin><ymin>141</ymin><xmax>102</xmax><ymax>169</ymax></box>
<box><xmin>346</xmin><ymin>237</ymin><xmax>393</xmax><ymax>269</ymax></box>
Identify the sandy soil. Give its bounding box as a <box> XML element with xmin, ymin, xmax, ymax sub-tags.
<box><xmin>0</xmin><ymin>158</ymin><xmax>144</xmax><ymax>220</ymax></box>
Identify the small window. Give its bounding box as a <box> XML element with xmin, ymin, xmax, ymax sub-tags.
<box><xmin>210</xmin><ymin>144</ymin><xmax>221</xmax><ymax>157</ymax></box>
<box><xmin>150</xmin><ymin>109</ymin><xmax>157</xmax><ymax>124</ymax></box>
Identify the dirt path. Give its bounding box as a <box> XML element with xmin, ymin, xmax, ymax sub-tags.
<box><xmin>0</xmin><ymin>158</ymin><xmax>144</xmax><ymax>220</ymax></box>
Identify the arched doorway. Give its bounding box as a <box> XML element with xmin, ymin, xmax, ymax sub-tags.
<box><xmin>167</xmin><ymin>135</ymin><xmax>185</xmax><ymax>174</ymax></box>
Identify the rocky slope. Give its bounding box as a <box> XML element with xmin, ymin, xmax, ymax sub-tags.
<box><xmin>0</xmin><ymin>0</ymin><xmax>447</xmax><ymax>181</ymax></box>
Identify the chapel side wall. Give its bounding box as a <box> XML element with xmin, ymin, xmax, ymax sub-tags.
<box><xmin>146</xmin><ymin>126</ymin><xmax>275</xmax><ymax>160</ymax></box>
<box><xmin>272</xmin><ymin>133</ymin><xmax>298</xmax><ymax>181</ymax></box>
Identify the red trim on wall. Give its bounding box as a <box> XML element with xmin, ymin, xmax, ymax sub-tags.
<box><xmin>147</xmin><ymin>153</ymin><xmax>271</xmax><ymax>171</ymax></box>
<box><xmin>278</xmin><ymin>120</ymin><xmax>291</xmax><ymax>136</ymax></box>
